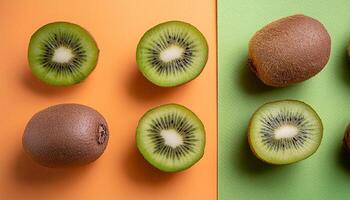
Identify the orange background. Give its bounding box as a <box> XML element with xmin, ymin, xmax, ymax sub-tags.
<box><xmin>0</xmin><ymin>1</ymin><xmax>217</xmax><ymax>200</ymax></box>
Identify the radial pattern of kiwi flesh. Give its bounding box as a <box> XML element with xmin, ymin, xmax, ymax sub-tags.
<box><xmin>137</xmin><ymin>21</ymin><xmax>208</xmax><ymax>87</ymax></box>
<box><xmin>249</xmin><ymin>100</ymin><xmax>323</xmax><ymax>165</ymax></box>
<box><xmin>136</xmin><ymin>104</ymin><xmax>205</xmax><ymax>172</ymax></box>
<box><xmin>147</xmin><ymin>112</ymin><xmax>198</xmax><ymax>160</ymax></box>
<box><xmin>40</xmin><ymin>31</ymin><xmax>87</xmax><ymax>75</ymax></box>
<box><xmin>260</xmin><ymin>109</ymin><xmax>313</xmax><ymax>151</ymax></box>
<box><xmin>146</xmin><ymin>32</ymin><xmax>195</xmax><ymax>75</ymax></box>
<box><xmin>28</xmin><ymin>22</ymin><xmax>99</xmax><ymax>86</ymax></box>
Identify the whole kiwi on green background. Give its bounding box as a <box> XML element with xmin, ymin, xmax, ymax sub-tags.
<box><xmin>24</xmin><ymin>20</ymin><xmax>209</xmax><ymax>172</ymax></box>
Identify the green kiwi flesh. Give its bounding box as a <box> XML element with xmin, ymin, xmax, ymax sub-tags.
<box><xmin>136</xmin><ymin>21</ymin><xmax>208</xmax><ymax>87</ymax></box>
<box><xmin>23</xmin><ymin>104</ymin><xmax>109</xmax><ymax>167</ymax></box>
<box><xmin>248</xmin><ymin>100</ymin><xmax>323</xmax><ymax>164</ymax></box>
<box><xmin>28</xmin><ymin>22</ymin><xmax>99</xmax><ymax>86</ymax></box>
<box><xmin>136</xmin><ymin>104</ymin><xmax>205</xmax><ymax>172</ymax></box>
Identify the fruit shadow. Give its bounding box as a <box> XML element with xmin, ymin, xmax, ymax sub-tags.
<box><xmin>13</xmin><ymin>149</ymin><xmax>90</xmax><ymax>185</ymax></box>
<box><xmin>20</xmin><ymin>67</ymin><xmax>83</xmax><ymax>96</ymax></box>
<box><xmin>123</xmin><ymin>142</ymin><xmax>174</xmax><ymax>185</ymax></box>
<box><xmin>126</xmin><ymin>66</ymin><xmax>184</xmax><ymax>101</ymax></box>
<box><xmin>234</xmin><ymin>130</ymin><xmax>293</xmax><ymax>175</ymax></box>
<box><xmin>237</xmin><ymin>58</ymin><xmax>275</xmax><ymax>95</ymax></box>
<box><xmin>237</xmin><ymin>57</ymin><xmax>301</xmax><ymax>95</ymax></box>
<box><xmin>235</xmin><ymin>132</ymin><xmax>278</xmax><ymax>174</ymax></box>
<box><xmin>337</xmin><ymin>145</ymin><xmax>350</xmax><ymax>173</ymax></box>
<box><xmin>339</xmin><ymin>49</ymin><xmax>350</xmax><ymax>87</ymax></box>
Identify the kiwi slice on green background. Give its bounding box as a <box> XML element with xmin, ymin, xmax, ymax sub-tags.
<box><xmin>28</xmin><ymin>22</ymin><xmax>99</xmax><ymax>86</ymax></box>
<box><xmin>248</xmin><ymin>100</ymin><xmax>323</xmax><ymax>165</ymax></box>
<box><xmin>136</xmin><ymin>21</ymin><xmax>208</xmax><ymax>87</ymax></box>
<box><xmin>136</xmin><ymin>104</ymin><xmax>205</xmax><ymax>172</ymax></box>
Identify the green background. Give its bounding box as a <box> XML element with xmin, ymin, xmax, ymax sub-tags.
<box><xmin>218</xmin><ymin>0</ymin><xmax>350</xmax><ymax>199</ymax></box>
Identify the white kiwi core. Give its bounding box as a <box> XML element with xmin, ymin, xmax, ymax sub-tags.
<box><xmin>52</xmin><ymin>46</ymin><xmax>74</xmax><ymax>63</ymax></box>
<box><xmin>160</xmin><ymin>129</ymin><xmax>183</xmax><ymax>148</ymax></box>
<box><xmin>159</xmin><ymin>45</ymin><xmax>184</xmax><ymax>62</ymax></box>
<box><xmin>274</xmin><ymin>125</ymin><xmax>299</xmax><ymax>140</ymax></box>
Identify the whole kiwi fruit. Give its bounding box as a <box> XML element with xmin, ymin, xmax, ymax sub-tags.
<box><xmin>248</xmin><ymin>14</ymin><xmax>331</xmax><ymax>87</ymax></box>
<box><xmin>23</xmin><ymin>104</ymin><xmax>109</xmax><ymax>167</ymax></box>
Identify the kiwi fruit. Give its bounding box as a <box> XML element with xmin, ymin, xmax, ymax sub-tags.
<box><xmin>28</xmin><ymin>22</ymin><xmax>99</xmax><ymax>86</ymax></box>
<box><xmin>343</xmin><ymin>123</ymin><xmax>350</xmax><ymax>154</ymax></box>
<box><xmin>136</xmin><ymin>21</ymin><xmax>208</xmax><ymax>87</ymax></box>
<box><xmin>248</xmin><ymin>14</ymin><xmax>331</xmax><ymax>87</ymax></box>
<box><xmin>248</xmin><ymin>100</ymin><xmax>323</xmax><ymax>164</ymax></box>
<box><xmin>23</xmin><ymin>104</ymin><xmax>109</xmax><ymax>167</ymax></box>
<box><xmin>136</xmin><ymin>104</ymin><xmax>205</xmax><ymax>172</ymax></box>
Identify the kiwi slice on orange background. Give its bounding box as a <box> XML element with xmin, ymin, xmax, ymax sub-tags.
<box><xmin>136</xmin><ymin>104</ymin><xmax>205</xmax><ymax>172</ymax></box>
<box><xmin>28</xmin><ymin>22</ymin><xmax>99</xmax><ymax>86</ymax></box>
<box><xmin>248</xmin><ymin>100</ymin><xmax>323</xmax><ymax>165</ymax></box>
<box><xmin>136</xmin><ymin>21</ymin><xmax>208</xmax><ymax>87</ymax></box>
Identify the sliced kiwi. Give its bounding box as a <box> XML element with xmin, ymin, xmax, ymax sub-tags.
<box><xmin>248</xmin><ymin>100</ymin><xmax>323</xmax><ymax>164</ymax></box>
<box><xmin>28</xmin><ymin>22</ymin><xmax>99</xmax><ymax>86</ymax></box>
<box><xmin>136</xmin><ymin>21</ymin><xmax>208</xmax><ymax>87</ymax></box>
<box><xmin>136</xmin><ymin>104</ymin><xmax>205</xmax><ymax>172</ymax></box>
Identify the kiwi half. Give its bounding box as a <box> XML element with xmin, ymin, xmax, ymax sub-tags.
<box><xmin>248</xmin><ymin>100</ymin><xmax>323</xmax><ymax>164</ymax></box>
<box><xmin>136</xmin><ymin>104</ymin><xmax>205</xmax><ymax>172</ymax></box>
<box><xmin>28</xmin><ymin>22</ymin><xmax>99</xmax><ymax>86</ymax></box>
<box><xmin>136</xmin><ymin>21</ymin><xmax>208</xmax><ymax>87</ymax></box>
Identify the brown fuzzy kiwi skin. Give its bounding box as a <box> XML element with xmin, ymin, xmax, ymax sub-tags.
<box><xmin>22</xmin><ymin>104</ymin><xmax>109</xmax><ymax>168</ymax></box>
<box><xmin>248</xmin><ymin>14</ymin><xmax>331</xmax><ymax>87</ymax></box>
<box><xmin>343</xmin><ymin>123</ymin><xmax>350</xmax><ymax>154</ymax></box>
